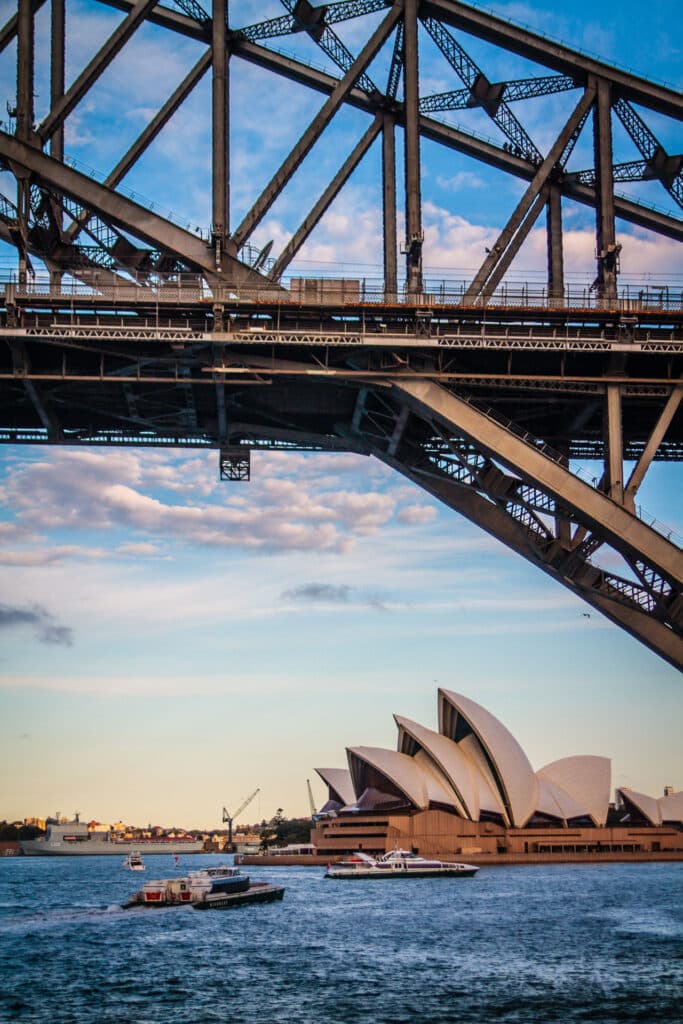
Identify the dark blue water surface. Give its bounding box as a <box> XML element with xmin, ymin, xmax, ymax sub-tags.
<box><xmin>1</xmin><ymin>856</ymin><xmax>682</xmax><ymax>1023</ymax></box>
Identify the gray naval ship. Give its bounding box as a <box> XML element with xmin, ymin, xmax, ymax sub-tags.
<box><xmin>20</xmin><ymin>814</ymin><xmax>204</xmax><ymax>856</ymax></box>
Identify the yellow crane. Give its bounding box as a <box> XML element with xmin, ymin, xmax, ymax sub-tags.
<box><xmin>222</xmin><ymin>788</ymin><xmax>259</xmax><ymax>851</ymax></box>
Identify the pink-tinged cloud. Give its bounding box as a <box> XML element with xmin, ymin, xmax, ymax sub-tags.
<box><xmin>396</xmin><ymin>505</ymin><xmax>438</xmax><ymax>525</ymax></box>
<box><xmin>0</xmin><ymin>448</ymin><xmax>423</xmax><ymax>557</ymax></box>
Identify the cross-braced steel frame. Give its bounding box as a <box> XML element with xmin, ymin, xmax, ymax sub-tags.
<box><xmin>1</xmin><ymin>0</ymin><xmax>682</xmax><ymax>670</ymax></box>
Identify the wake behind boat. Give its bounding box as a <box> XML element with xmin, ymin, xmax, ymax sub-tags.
<box><xmin>325</xmin><ymin>849</ymin><xmax>479</xmax><ymax>879</ymax></box>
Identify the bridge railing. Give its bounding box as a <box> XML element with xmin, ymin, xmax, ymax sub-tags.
<box><xmin>1</xmin><ymin>273</ymin><xmax>682</xmax><ymax>313</ymax></box>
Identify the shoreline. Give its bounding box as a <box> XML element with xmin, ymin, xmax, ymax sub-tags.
<box><xmin>238</xmin><ymin>851</ymin><xmax>683</xmax><ymax>867</ymax></box>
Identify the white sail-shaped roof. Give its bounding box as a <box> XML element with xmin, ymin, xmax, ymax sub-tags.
<box><xmin>394</xmin><ymin>715</ymin><xmax>477</xmax><ymax>819</ymax></box>
<box><xmin>659</xmin><ymin>791</ymin><xmax>683</xmax><ymax>824</ymax></box>
<box><xmin>347</xmin><ymin>746</ymin><xmax>459</xmax><ymax>811</ymax></box>
<box><xmin>458</xmin><ymin>733</ymin><xmax>509</xmax><ymax>823</ymax></box>
<box><xmin>618</xmin><ymin>788</ymin><xmax>663</xmax><ymax>826</ymax></box>
<box><xmin>538</xmin><ymin>756</ymin><xmax>611</xmax><ymax>826</ymax></box>
<box><xmin>438</xmin><ymin>689</ymin><xmax>538</xmax><ymax>827</ymax></box>
<box><xmin>413</xmin><ymin>750</ymin><xmax>467</xmax><ymax>817</ymax></box>
<box><xmin>535</xmin><ymin>776</ymin><xmax>592</xmax><ymax>824</ymax></box>
<box><xmin>315</xmin><ymin>767</ymin><xmax>356</xmax><ymax>808</ymax></box>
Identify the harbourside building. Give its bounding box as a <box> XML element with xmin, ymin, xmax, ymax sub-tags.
<box><xmin>311</xmin><ymin>690</ymin><xmax>683</xmax><ymax>859</ymax></box>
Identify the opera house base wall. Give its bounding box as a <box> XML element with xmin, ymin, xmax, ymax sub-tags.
<box><xmin>308</xmin><ymin>810</ymin><xmax>683</xmax><ymax>862</ymax></box>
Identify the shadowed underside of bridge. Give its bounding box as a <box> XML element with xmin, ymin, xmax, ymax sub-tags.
<box><xmin>0</xmin><ymin>0</ymin><xmax>682</xmax><ymax>669</ymax></box>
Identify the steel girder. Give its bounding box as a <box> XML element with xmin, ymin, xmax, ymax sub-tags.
<box><xmin>228</xmin><ymin>40</ymin><xmax>683</xmax><ymax>243</ymax></box>
<box><xmin>346</xmin><ymin>378</ymin><xmax>683</xmax><ymax>671</ymax></box>
<box><xmin>0</xmin><ymin>132</ymin><xmax>272</xmax><ymax>285</ymax></box>
<box><xmin>419</xmin><ymin>74</ymin><xmax>578</xmax><ymax>114</ymax></box>
<box><xmin>421</xmin><ymin>0</ymin><xmax>683</xmax><ymax>120</ymax></box>
<box><xmin>14</xmin><ymin>0</ymin><xmax>676</xmax><ymax>276</ymax></box>
<box><xmin>420</xmin><ymin>15</ymin><xmax>543</xmax><ymax>163</ymax></box>
<box><xmin>2</xmin><ymin>305</ymin><xmax>682</xmax><ymax>665</ymax></box>
<box><xmin>1</xmin><ymin>0</ymin><xmax>682</xmax><ymax>672</ymax></box>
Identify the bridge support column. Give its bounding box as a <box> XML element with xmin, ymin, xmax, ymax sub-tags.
<box><xmin>212</xmin><ymin>0</ymin><xmax>229</xmax><ymax>270</ymax></box>
<box><xmin>593</xmin><ymin>77</ymin><xmax>618</xmax><ymax>300</ymax></box>
<box><xmin>403</xmin><ymin>0</ymin><xmax>423</xmax><ymax>297</ymax></box>
<box><xmin>16</xmin><ymin>0</ymin><xmax>34</xmax><ymax>289</ymax></box>
<box><xmin>383</xmin><ymin>113</ymin><xmax>397</xmax><ymax>301</ymax></box>
<box><xmin>546</xmin><ymin>185</ymin><xmax>564</xmax><ymax>303</ymax></box>
<box><xmin>50</xmin><ymin>0</ymin><xmax>65</xmax><ymax>291</ymax></box>
<box><xmin>624</xmin><ymin>384</ymin><xmax>683</xmax><ymax>513</ymax></box>
<box><xmin>605</xmin><ymin>383</ymin><xmax>624</xmax><ymax>504</ymax></box>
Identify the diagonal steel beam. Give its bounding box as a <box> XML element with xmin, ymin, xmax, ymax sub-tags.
<box><xmin>98</xmin><ymin>0</ymin><xmax>682</xmax><ymax>122</ymax></box>
<box><xmin>65</xmin><ymin>50</ymin><xmax>212</xmax><ymax>246</ymax></box>
<box><xmin>421</xmin><ymin>15</ymin><xmax>543</xmax><ymax>163</ymax></box>
<box><xmin>464</xmin><ymin>85</ymin><xmax>596</xmax><ymax>301</ymax></box>
<box><xmin>386</xmin><ymin>18</ymin><xmax>404</xmax><ymax>98</ymax></box>
<box><xmin>378</xmin><ymin>448</ymin><xmax>683</xmax><ymax>670</ymax></box>
<box><xmin>110</xmin><ymin>48</ymin><xmax>212</xmax><ymax>191</ymax></box>
<box><xmin>0</xmin><ymin>0</ymin><xmax>47</xmax><ymax>54</ymax></box>
<box><xmin>0</xmin><ymin>130</ymin><xmax>269</xmax><ymax>283</ymax></box>
<box><xmin>38</xmin><ymin>0</ymin><xmax>160</xmax><ymax>143</ymax></box>
<box><xmin>421</xmin><ymin>0</ymin><xmax>683</xmax><ymax>120</ymax></box>
<box><xmin>96</xmin><ymin>0</ymin><xmax>209</xmax><ymax>41</ymax></box>
<box><xmin>231</xmin><ymin>4</ymin><xmax>401</xmax><ymax>249</ymax></box>
<box><xmin>278</xmin><ymin>0</ymin><xmax>379</xmax><ymax>94</ymax></box>
<box><xmin>228</xmin><ymin>41</ymin><xmax>683</xmax><ymax>240</ymax></box>
<box><xmin>236</xmin><ymin>0</ymin><xmax>390</xmax><ymax>43</ymax></box>
<box><xmin>625</xmin><ymin>385</ymin><xmax>683</xmax><ymax>511</ymax></box>
<box><xmin>613</xmin><ymin>98</ymin><xmax>683</xmax><ymax>209</ymax></box>
<box><xmin>479</xmin><ymin>188</ymin><xmax>548</xmax><ymax>301</ymax></box>
<box><xmin>420</xmin><ymin>74</ymin><xmax>577</xmax><ymax>113</ymax></box>
<box><xmin>391</xmin><ymin>377</ymin><xmax>683</xmax><ymax>589</ymax></box>
<box><xmin>268</xmin><ymin>113</ymin><xmax>382</xmax><ymax>280</ymax></box>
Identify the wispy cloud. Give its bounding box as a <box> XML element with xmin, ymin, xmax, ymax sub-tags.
<box><xmin>0</xmin><ymin>603</ymin><xmax>73</xmax><ymax>646</ymax></box>
<box><xmin>282</xmin><ymin>582</ymin><xmax>353</xmax><ymax>603</ymax></box>
<box><xmin>282</xmin><ymin>581</ymin><xmax>390</xmax><ymax>611</ymax></box>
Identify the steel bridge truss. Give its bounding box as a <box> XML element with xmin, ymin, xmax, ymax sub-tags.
<box><xmin>0</xmin><ymin>0</ymin><xmax>681</xmax><ymax>294</ymax></box>
<box><xmin>0</xmin><ymin>1</ymin><xmax>682</xmax><ymax>671</ymax></box>
<box><xmin>347</xmin><ymin>376</ymin><xmax>683</xmax><ymax>669</ymax></box>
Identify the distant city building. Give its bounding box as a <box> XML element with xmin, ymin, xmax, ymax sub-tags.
<box><xmin>311</xmin><ymin>689</ymin><xmax>683</xmax><ymax>858</ymax></box>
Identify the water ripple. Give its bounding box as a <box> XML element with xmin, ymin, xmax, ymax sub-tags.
<box><xmin>0</xmin><ymin>858</ymin><xmax>681</xmax><ymax>1023</ymax></box>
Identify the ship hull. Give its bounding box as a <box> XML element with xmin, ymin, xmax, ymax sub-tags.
<box><xmin>19</xmin><ymin>839</ymin><xmax>203</xmax><ymax>856</ymax></box>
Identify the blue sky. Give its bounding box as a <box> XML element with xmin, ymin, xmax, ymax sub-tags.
<box><xmin>0</xmin><ymin>0</ymin><xmax>681</xmax><ymax>828</ymax></box>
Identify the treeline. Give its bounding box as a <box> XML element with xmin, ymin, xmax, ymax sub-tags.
<box><xmin>0</xmin><ymin>822</ymin><xmax>45</xmax><ymax>841</ymax></box>
<box><xmin>258</xmin><ymin>811</ymin><xmax>311</xmax><ymax>850</ymax></box>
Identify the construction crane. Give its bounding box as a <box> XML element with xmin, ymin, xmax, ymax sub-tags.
<box><xmin>306</xmin><ymin>779</ymin><xmax>317</xmax><ymax>818</ymax></box>
<box><xmin>222</xmin><ymin>788</ymin><xmax>259</xmax><ymax>851</ymax></box>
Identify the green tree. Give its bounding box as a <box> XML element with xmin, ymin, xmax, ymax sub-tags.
<box><xmin>259</xmin><ymin>808</ymin><xmax>288</xmax><ymax>850</ymax></box>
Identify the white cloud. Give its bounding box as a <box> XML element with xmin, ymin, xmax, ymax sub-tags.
<box><xmin>0</xmin><ymin>545</ymin><xmax>106</xmax><ymax>567</ymax></box>
<box><xmin>0</xmin><ymin>447</ymin><xmax>437</xmax><ymax>558</ymax></box>
<box><xmin>396</xmin><ymin>504</ymin><xmax>438</xmax><ymax>526</ymax></box>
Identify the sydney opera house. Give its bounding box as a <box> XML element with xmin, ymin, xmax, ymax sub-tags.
<box><xmin>312</xmin><ymin>690</ymin><xmax>683</xmax><ymax>860</ymax></box>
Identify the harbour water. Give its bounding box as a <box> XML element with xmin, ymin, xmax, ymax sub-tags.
<box><xmin>1</xmin><ymin>856</ymin><xmax>681</xmax><ymax>1023</ymax></box>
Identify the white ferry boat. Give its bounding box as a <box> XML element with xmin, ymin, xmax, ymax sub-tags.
<box><xmin>325</xmin><ymin>849</ymin><xmax>479</xmax><ymax>879</ymax></box>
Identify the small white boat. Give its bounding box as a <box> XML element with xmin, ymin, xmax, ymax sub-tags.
<box><xmin>123</xmin><ymin>850</ymin><xmax>145</xmax><ymax>871</ymax></box>
<box><xmin>325</xmin><ymin>849</ymin><xmax>479</xmax><ymax>879</ymax></box>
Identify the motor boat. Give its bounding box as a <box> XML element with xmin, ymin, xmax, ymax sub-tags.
<box><xmin>325</xmin><ymin>849</ymin><xmax>479</xmax><ymax>879</ymax></box>
<box><xmin>123</xmin><ymin>863</ymin><xmax>285</xmax><ymax>910</ymax></box>
<box><xmin>123</xmin><ymin>851</ymin><xmax>145</xmax><ymax>871</ymax></box>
